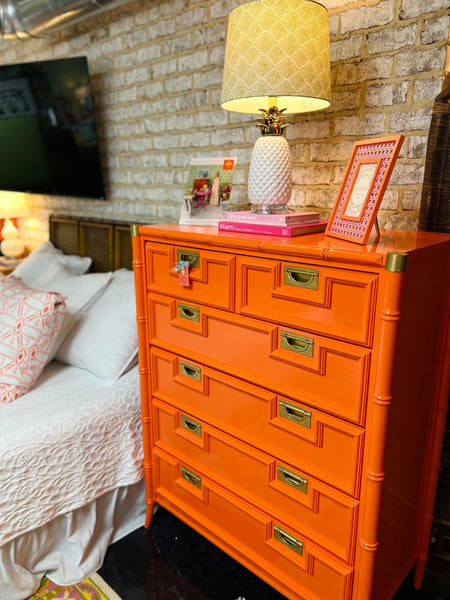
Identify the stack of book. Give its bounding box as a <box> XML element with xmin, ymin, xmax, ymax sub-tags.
<box><xmin>218</xmin><ymin>210</ymin><xmax>328</xmax><ymax>237</ymax></box>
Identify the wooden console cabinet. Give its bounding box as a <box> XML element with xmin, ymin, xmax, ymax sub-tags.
<box><xmin>132</xmin><ymin>224</ymin><xmax>449</xmax><ymax>600</ymax></box>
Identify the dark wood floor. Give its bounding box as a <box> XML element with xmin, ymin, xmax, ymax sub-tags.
<box><xmin>98</xmin><ymin>506</ymin><xmax>449</xmax><ymax>600</ymax></box>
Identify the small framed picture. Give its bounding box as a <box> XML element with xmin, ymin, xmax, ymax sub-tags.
<box><xmin>179</xmin><ymin>157</ymin><xmax>237</xmax><ymax>226</ymax></box>
<box><xmin>325</xmin><ymin>135</ymin><xmax>404</xmax><ymax>244</ymax></box>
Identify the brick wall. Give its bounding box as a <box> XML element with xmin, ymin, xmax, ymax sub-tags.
<box><xmin>1</xmin><ymin>0</ymin><xmax>448</xmax><ymax>247</ymax></box>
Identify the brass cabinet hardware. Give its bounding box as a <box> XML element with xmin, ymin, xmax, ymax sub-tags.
<box><xmin>280</xmin><ymin>331</ymin><xmax>314</xmax><ymax>357</ymax></box>
<box><xmin>277</xmin><ymin>465</ymin><xmax>308</xmax><ymax>494</ymax></box>
<box><xmin>179</xmin><ymin>360</ymin><xmax>201</xmax><ymax>381</ymax></box>
<box><xmin>279</xmin><ymin>400</ymin><xmax>311</xmax><ymax>428</ymax></box>
<box><xmin>177</xmin><ymin>248</ymin><xmax>200</xmax><ymax>268</ymax></box>
<box><xmin>178</xmin><ymin>303</ymin><xmax>200</xmax><ymax>322</ymax></box>
<box><xmin>181</xmin><ymin>414</ymin><xmax>202</xmax><ymax>436</ymax></box>
<box><xmin>180</xmin><ymin>466</ymin><xmax>202</xmax><ymax>488</ymax></box>
<box><xmin>284</xmin><ymin>265</ymin><xmax>319</xmax><ymax>290</ymax></box>
<box><xmin>273</xmin><ymin>524</ymin><xmax>303</xmax><ymax>556</ymax></box>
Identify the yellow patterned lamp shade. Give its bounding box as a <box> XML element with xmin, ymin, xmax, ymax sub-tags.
<box><xmin>221</xmin><ymin>0</ymin><xmax>331</xmax><ymax>114</ymax></box>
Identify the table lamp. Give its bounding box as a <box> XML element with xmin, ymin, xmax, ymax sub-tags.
<box><xmin>221</xmin><ymin>0</ymin><xmax>331</xmax><ymax>213</ymax></box>
<box><xmin>0</xmin><ymin>192</ymin><xmax>28</xmax><ymax>258</ymax></box>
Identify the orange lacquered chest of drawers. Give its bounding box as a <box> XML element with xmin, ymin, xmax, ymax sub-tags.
<box><xmin>132</xmin><ymin>224</ymin><xmax>450</xmax><ymax>600</ymax></box>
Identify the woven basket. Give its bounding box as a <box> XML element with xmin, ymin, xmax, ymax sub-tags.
<box><xmin>419</xmin><ymin>86</ymin><xmax>450</xmax><ymax>233</ymax></box>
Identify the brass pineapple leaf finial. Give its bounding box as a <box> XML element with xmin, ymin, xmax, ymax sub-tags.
<box><xmin>256</xmin><ymin>106</ymin><xmax>288</xmax><ymax>136</ymax></box>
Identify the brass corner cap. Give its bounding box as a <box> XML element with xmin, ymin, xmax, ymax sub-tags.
<box><xmin>385</xmin><ymin>251</ymin><xmax>408</xmax><ymax>272</ymax></box>
<box><xmin>130</xmin><ymin>224</ymin><xmax>140</xmax><ymax>237</ymax></box>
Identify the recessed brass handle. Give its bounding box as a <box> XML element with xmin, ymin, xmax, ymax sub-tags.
<box><xmin>277</xmin><ymin>465</ymin><xmax>308</xmax><ymax>494</ymax></box>
<box><xmin>177</xmin><ymin>249</ymin><xmax>200</xmax><ymax>268</ymax></box>
<box><xmin>178</xmin><ymin>303</ymin><xmax>200</xmax><ymax>323</ymax></box>
<box><xmin>179</xmin><ymin>361</ymin><xmax>201</xmax><ymax>381</ymax></box>
<box><xmin>181</xmin><ymin>414</ymin><xmax>202</xmax><ymax>436</ymax></box>
<box><xmin>180</xmin><ymin>465</ymin><xmax>202</xmax><ymax>489</ymax></box>
<box><xmin>284</xmin><ymin>266</ymin><xmax>318</xmax><ymax>290</ymax></box>
<box><xmin>274</xmin><ymin>525</ymin><xmax>303</xmax><ymax>556</ymax></box>
<box><xmin>279</xmin><ymin>400</ymin><xmax>311</xmax><ymax>428</ymax></box>
<box><xmin>280</xmin><ymin>331</ymin><xmax>314</xmax><ymax>357</ymax></box>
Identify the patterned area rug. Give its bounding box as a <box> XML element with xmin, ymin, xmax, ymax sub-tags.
<box><xmin>28</xmin><ymin>573</ymin><xmax>122</xmax><ymax>600</ymax></box>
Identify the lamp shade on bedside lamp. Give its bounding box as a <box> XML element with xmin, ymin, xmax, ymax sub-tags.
<box><xmin>221</xmin><ymin>0</ymin><xmax>331</xmax><ymax>213</ymax></box>
<box><xmin>0</xmin><ymin>192</ymin><xmax>28</xmax><ymax>258</ymax></box>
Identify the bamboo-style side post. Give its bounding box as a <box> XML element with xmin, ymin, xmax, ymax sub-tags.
<box><xmin>413</xmin><ymin>263</ymin><xmax>450</xmax><ymax>587</ymax></box>
<box><xmin>131</xmin><ymin>225</ymin><xmax>155</xmax><ymax>527</ymax></box>
<box><xmin>354</xmin><ymin>252</ymin><xmax>406</xmax><ymax>599</ymax></box>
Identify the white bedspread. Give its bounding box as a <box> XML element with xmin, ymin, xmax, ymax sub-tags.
<box><xmin>0</xmin><ymin>362</ymin><xmax>143</xmax><ymax>546</ymax></box>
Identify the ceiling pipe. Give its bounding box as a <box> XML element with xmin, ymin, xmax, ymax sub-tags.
<box><xmin>0</xmin><ymin>0</ymin><xmax>131</xmax><ymax>40</ymax></box>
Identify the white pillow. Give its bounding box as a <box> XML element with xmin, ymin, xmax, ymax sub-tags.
<box><xmin>32</xmin><ymin>261</ymin><xmax>112</xmax><ymax>360</ymax></box>
<box><xmin>14</xmin><ymin>241</ymin><xmax>92</xmax><ymax>288</ymax></box>
<box><xmin>56</xmin><ymin>269</ymin><xmax>138</xmax><ymax>380</ymax></box>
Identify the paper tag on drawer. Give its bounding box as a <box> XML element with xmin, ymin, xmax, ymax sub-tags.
<box><xmin>174</xmin><ymin>260</ymin><xmax>190</xmax><ymax>286</ymax></box>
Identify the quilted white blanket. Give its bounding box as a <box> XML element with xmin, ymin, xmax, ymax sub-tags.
<box><xmin>0</xmin><ymin>362</ymin><xmax>143</xmax><ymax>546</ymax></box>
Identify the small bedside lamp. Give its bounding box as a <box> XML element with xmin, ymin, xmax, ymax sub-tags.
<box><xmin>221</xmin><ymin>0</ymin><xmax>331</xmax><ymax>213</ymax></box>
<box><xmin>0</xmin><ymin>192</ymin><xmax>28</xmax><ymax>258</ymax></box>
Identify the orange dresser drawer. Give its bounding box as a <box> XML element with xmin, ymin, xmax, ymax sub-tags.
<box><xmin>153</xmin><ymin>397</ymin><xmax>359</xmax><ymax>563</ymax></box>
<box><xmin>149</xmin><ymin>293</ymin><xmax>371</xmax><ymax>424</ymax></box>
<box><xmin>154</xmin><ymin>447</ymin><xmax>354</xmax><ymax>600</ymax></box>
<box><xmin>144</xmin><ymin>241</ymin><xmax>235</xmax><ymax>310</ymax></box>
<box><xmin>236</xmin><ymin>256</ymin><xmax>378</xmax><ymax>346</ymax></box>
<box><xmin>150</xmin><ymin>347</ymin><xmax>365</xmax><ymax>496</ymax></box>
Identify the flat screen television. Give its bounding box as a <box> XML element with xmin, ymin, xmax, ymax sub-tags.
<box><xmin>0</xmin><ymin>56</ymin><xmax>106</xmax><ymax>200</ymax></box>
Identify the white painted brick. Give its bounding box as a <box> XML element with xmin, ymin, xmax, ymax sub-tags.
<box><xmin>123</xmin><ymin>29</ymin><xmax>148</xmax><ymax>50</ymax></box>
<box><xmin>366</xmin><ymin>84</ymin><xmax>394</xmax><ymax>107</ymax></box>
<box><xmin>195</xmin><ymin>110</ymin><xmax>228</xmax><ymax>128</ymax></box>
<box><xmin>125</xmin><ymin>67</ymin><xmax>150</xmax><ymax>85</ymax></box>
<box><xmin>290</xmin><ymin>144</ymin><xmax>308</xmax><ymax>163</ymax></box>
<box><xmin>109</xmin><ymin>15</ymin><xmax>134</xmax><ymax>36</ymax></box>
<box><xmin>194</xmin><ymin>22</ymin><xmax>227</xmax><ymax>46</ymax></box>
<box><xmin>288</xmin><ymin>120</ymin><xmax>331</xmax><ymax>140</ymax></box>
<box><xmin>380</xmin><ymin>189</ymin><xmax>399</xmax><ymax>211</ymax></box>
<box><xmin>396</xmin><ymin>47</ymin><xmax>446</xmax><ymax>77</ymax></box>
<box><xmin>136</xmin><ymin>45</ymin><xmax>162</xmax><ymax>63</ymax></box>
<box><xmin>129</xmin><ymin>137</ymin><xmax>153</xmax><ymax>152</ymax></box>
<box><xmin>328</xmin><ymin>14</ymin><xmax>339</xmax><ymax>36</ymax></box>
<box><xmin>161</xmin><ymin>0</ymin><xmax>189</xmax><ymax>18</ymax></box>
<box><xmin>358</xmin><ymin>56</ymin><xmax>395</xmax><ymax>82</ymax></box>
<box><xmin>176</xmin><ymin>7</ymin><xmax>207</xmax><ymax>29</ymax></box>
<box><xmin>330</xmin><ymin>36</ymin><xmax>363</xmax><ymax>61</ymax></box>
<box><xmin>142</xmin><ymin>118</ymin><xmax>168</xmax><ymax>134</ymax></box>
<box><xmin>148</xmin><ymin>19</ymin><xmax>175</xmax><ymax>41</ymax></box>
<box><xmin>292</xmin><ymin>166</ymin><xmax>332</xmax><ymax>185</ymax></box>
<box><xmin>390</xmin><ymin>163</ymin><xmax>425</xmax><ymax>185</ymax></box>
<box><xmin>167</xmin><ymin>113</ymin><xmax>196</xmax><ymax>130</ymax></box>
<box><xmin>408</xmin><ymin>135</ymin><xmax>429</xmax><ymax>159</ymax></box>
<box><xmin>132</xmin><ymin>171</ymin><xmax>155</xmax><ymax>185</ymax></box>
<box><xmin>310</xmin><ymin>140</ymin><xmax>355</xmax><ymax>162</ymax></box>
<box><xmin>366</xmin><ymin>24</ymin><xmax>417</xmax><ymax>54</ymax></box>
<box><xmin>209</xmin><ymin>0</ymin><xmax>242</xmax><ymax>20</ymax></box>
<box><xmin>134</xmin><ymin>5</ymin><xmax>160</xmax><ymax>27</ymax></box>
<box><xmin>193</xmin><ymin>66</ymin><xmax>224</xmax><ymax>88</ymax></box>
<box><xmin>152</xmin><ymin>96</ymin><xmax>180</xmax><ymax>114</ymax></box>
<box><xmin>138</xmin><ymin>81</ymin><xmax>165</xmax><ymax>100</ymax></box>
<box><xmin>115</xmin><ymin>87</ymin><xmax>137</xmax><ymax>103</ymax></box>
<box><xmin>388</xmin><ymin>108</ymin><xmax>432</xmax><ymax>132</ymax></box>
<box><xmin>163</xmin><ymin>34</ymin><xmax>192</xmax><ymax>56</ymax></box>
<box><xmin>117</xmin><ymin>122</ymin><xmax>143</xmax><ymax>137</ymax></box>
<box><xmin>119</xmin><ymin>155</ymin><xmax>143</xmax><ymax>169</ymax></box>
<box><xmin>165</xmin><ymin>74</ymin><xmax>192</xmax><ymax>94</ymax></box>
<box><xmin>305</xmin><ymin>188</ymin><xmax>337</xmax><ymax>210</ymax></box>
<box><xmin>413</xmin><ymin>78</ymin><xmax>443</xmax><ymax>101</ymax></box>
<box><xmin>154</xmin><ymin>134</ymin><xmax>181</xmax><ymax>150</ymax></box>
<box><xmin>422</xmin><ymin>15</ymin><xmax>450</xmax><ymax>45</ymax></box>
<box><xmin>328</xmin><ymin>89</ymin><xmax>362</xmax><ymax>112</ymax></box>
<box><xmin>180</xmin><ymin>131</ymin><xmax>211</xmax><ymax>148</ymax></box>
<box><xmin>152</xmin><ymin>58</ymin><xmax>178</xmax><ymax>79</ymax></box>
<box><xmin>142</xmin><ymin>153</ymin><xmax>169</xmax><ymax>168</ymax></box>
<box><xmin>334</xmin><ymin>114</ymin><xmax>386</xmax><ymax>137</ymax></box>
<box><xmin>179</xmin><ymin>50</ymin><xmax>209</xmax><ymax>73</ymax></box>
<box><xmin>402</xmin><ymin>190</ymin><xmax>422</xmax><ymax>210</ymax></box>
<box><xmin>400</xmin><ymin>0</ymin><xmax>450</xmax><ymax>19</ymax></box>
<box><xmin>340</xmin><ymin>1</ymin><xmax>395</xmax><ymax>34</ymax></box>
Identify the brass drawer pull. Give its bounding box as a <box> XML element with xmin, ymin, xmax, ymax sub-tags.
<box><xmin>279</xmin><ymin>400</ymin><xmax>311</xmax><ymax>428</ymax></box>
<box><xmin>178</xmin><ymin>303</ymin><xmax>200</xmax><ymax>323</ymax></box>
<box><xmin>180</xmin><ymin>466</ymin><xmax>202</xmax><ymax>488</ymax></box>
<box><xmin>181</xmin><ymin>414</ymin><xmax>202</xmax><ymax>436</ymax></box>
<box><xmin>280</xmin><ymin>331</ymin><xmax>314</xmax><ymax>357</ymax></box>
<box><xmin>179</xmin><ymin>360</ymin><xmax>201</xmax><ymax>381</ymax></box>
<box><xmin>277</xmin><ymin>465</ymin><xmax>308</xmax><ymax>494</ymax></box>
<box><xmin>177</xmin><ymin>248</ymin><xmax>200</xmax><ymax>268</ymax></box>
<box><xmin>284</xmin><ymin>265</ymin><xmax>319</xmax><ymax>290</ymax></box>
<box><xmin>274</xmin><ymin>524</ymin><xmax>303</xmax><ymax>556</ymax></box>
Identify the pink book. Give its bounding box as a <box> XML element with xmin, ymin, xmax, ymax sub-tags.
<box><xmin>225</xmin><ymin>210</ymin><xmax>320</xmax><ymax>225</ymax></box>
<box><xmin>218</xmin><ymin>219</ymin><xmax>328</xmax><ymax>237</ymax></box>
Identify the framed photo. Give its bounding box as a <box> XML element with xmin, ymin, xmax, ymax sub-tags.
<box><xmin>179</xmin><ymin>157</ymin><xmax>237</xmax><ymax>226</ymax></box>
<box><xmin>325</xmin><ymin>135</ymin><xmax>404</xmax><ymax>244</ymax></box>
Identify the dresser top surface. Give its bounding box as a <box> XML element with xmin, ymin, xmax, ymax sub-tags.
<box><xmin>137</xmin><ymin>224</ymin><xmax>450</xmax><ymax>269</ymax></box>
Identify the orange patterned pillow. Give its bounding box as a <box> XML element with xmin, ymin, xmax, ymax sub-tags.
<box><xmin>0</xmin><ymin>276</ymin><xmax>66</xmax><ymax>403</ymax></box>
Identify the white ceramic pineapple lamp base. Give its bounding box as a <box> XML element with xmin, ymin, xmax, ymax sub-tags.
<box><xmin>248</xmin><ymin>135</ymin><xmax>292</xmax><ymax>214</ymax></box>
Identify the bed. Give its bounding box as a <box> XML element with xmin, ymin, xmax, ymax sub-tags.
<box><xmin>0</xmin><ymin>215</ymin><xmax>146</xmax><ymax>600</ymax></box>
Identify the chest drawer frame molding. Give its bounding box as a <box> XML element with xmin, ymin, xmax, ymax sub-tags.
<box><xmin>132</xmin><ymin>224</ymin><xmax>450</xmax><ymax>600</ymax></box>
